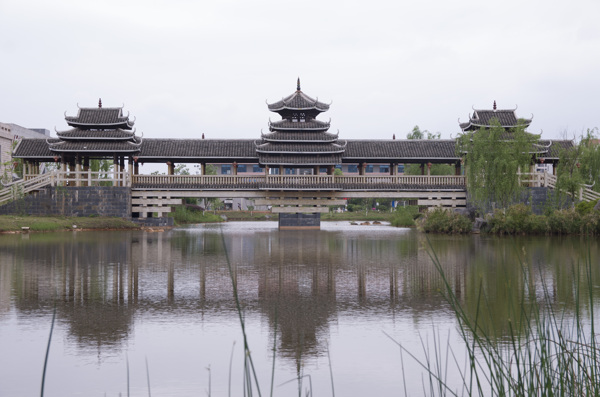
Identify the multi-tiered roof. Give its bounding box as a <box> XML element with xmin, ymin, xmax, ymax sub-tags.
<box><xmin>256</xmin><ymin>79</ymin><xmax>346</xmax><ymax>166</ymax></box>
<box><xmin>459</xmin><ymin>101</ymin><xmax>532</xmax><ymax>132</ymax></box>
<box><xmin>49</xmin><ymin>99</ymin><xmax>141</xmax><ymax>156</ymax></box>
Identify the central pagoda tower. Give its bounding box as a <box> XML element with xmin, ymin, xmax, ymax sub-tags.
<box><xmin>257</xmin><ymin>79</ymin><xmax>345</xmax><ymax>174</ymax></box>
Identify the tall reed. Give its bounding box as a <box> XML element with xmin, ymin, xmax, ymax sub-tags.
<box><xmin>389</xmin><ymin>239</ymin><xmax>600</xmax><ymax>396</ymax></box>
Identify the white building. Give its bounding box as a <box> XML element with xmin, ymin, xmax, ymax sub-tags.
<box><xmin>0</xmin><ymin>122</ymin><xmax>50</xmax><ymax>180</ymax></box>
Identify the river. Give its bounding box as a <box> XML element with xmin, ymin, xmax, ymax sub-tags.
<box><xmin>0</xmin><ymin>222</ymin><xmax>598</xmax><ymax>396</ymax></box>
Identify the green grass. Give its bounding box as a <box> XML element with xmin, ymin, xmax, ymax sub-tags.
<box><xmin>0</xmin><ymin>215</ymin><xmax>140</xmax><ymax>232</ymax></box>
<box><xmin>170</xmin><ymin>206</ymin><xmax>223</xmax><ymax>224</ymax></box>
<box><xmin>390</xmin><ymin>240</ymin><xmax>600</xmax><ymax>396</ymax></box>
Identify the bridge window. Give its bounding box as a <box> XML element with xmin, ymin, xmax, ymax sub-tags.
<box><xmin>379</xmin><ymin>165</ymin><xmax>390</xmax><ymax>173</ymax></box>
<box><xmin>285</xmin><ymin>168</ymin><xmax>296</xmax><ymax>175</ymax></box>
<box><xmin>270</xmin><ymin>168</ymin><xmax>280</xmax><ymax>175</ymax></box>
<box><xmin>221</xmin><ymin>165</ymin><xmax>231</xmax><ymax>175</ymax></box>
<box><xmin>398</xmin><ymin>164</ymin><xmax>405</xmax><ymax>173</ymax></box>
<box><xmin>253</xmin><ymin>165</ymin><xmax>263</xmax><ymax>173</ymax></box>
<box><xmin>348</xmin><ymin>164</ymin><xmax>358</xmax><ymax>173</ymax></box>
<box><xmin>365</xmin><ymin>164</ymin><xmax>374</xmax><ymax>173</ymax></box>
<box><xmin>237</xmin><ymin>164</ymin><xmax>247</xmax><ymax>173</ymax></box>
<box><xmin>319</xmin><ymin>167</ymin><xmax>328</xmax><ymax>173</ymax></box>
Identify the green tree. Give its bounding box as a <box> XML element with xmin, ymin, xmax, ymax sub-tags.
<box><xmin>457</xmin><ymin>119</ymin><xmax>539</xmax><ymax>210</ymax></box>
<box><xmin>578</xmin><ymin>128</ymin><xmax>600</xmax><ymax>192</ymax></box>
<box><xmin>405</xmin><ymin>126</ymin><xmax>454</xmax><ymax>175</ymax></box>
<box><xmin>174</xmin><ymin>164</ymin><xmax>190</xmax><ymax>175</ymax></box>
<box><xmin>90</xmin><ymin>159</ymin><xmax>113</xmax><ymax>186</ymax></box>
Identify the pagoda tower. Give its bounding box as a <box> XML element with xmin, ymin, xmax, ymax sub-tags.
<box><xmin>50</xmin><ymin>99</ymin><xmax>141</xmax><ymax>185</ymax></box>
<box><xmin>257</xmin><ymin>79</ymin><xmax>345</xmax><ymax>174</ymax></box>
<box><xmin>459</xmin><ymin>101</ymin><xmax>532</xmax><ymax>132</ymax></box>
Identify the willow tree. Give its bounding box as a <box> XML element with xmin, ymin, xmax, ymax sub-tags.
<box><xmin>457</xmin><ymin>119</ymin><xmax>539</xmax><ymax>210</ymax></box>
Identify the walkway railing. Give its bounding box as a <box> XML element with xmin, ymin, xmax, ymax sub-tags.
<box><xmin>24</xmin><ymin>170</ymin><xmax>130</xmax><ymax>187</ymax></box>
<box><xmin>131</xmin><ymin>174</ymin><xmax>466</xmax><ymax>187</ymax></box>
<box><xmin>0</xmin><ymin>174</ymin><xmax>53</xmax><ymax>206</ymax></box>
<box><xmin>519</xmin><ymin>172</ymin><xmax>600</xmax><ymax>203</ymax></box>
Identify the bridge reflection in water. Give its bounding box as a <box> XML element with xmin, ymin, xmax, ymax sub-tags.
<box><xmin>1</xmin><ymin>225</ymin><xmax>599</xmax><ymax>366</ymax></box>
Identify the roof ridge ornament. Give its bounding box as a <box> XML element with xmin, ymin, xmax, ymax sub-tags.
<box><xmin>493</xmin><ymin>100</ymin><xmax>496</xmax><ymax>111</ymax></box>
<box><xmin>297</xmin><ymin>77</ymin><xmax>301</xmax><ymax>91</ymax></box>
<box><xmin>99</xmin><ymin>98</ymin><xmax>102</xmax><ymax>108</ymax></box>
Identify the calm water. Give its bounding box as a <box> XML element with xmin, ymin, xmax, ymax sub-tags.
<box><xmin>0</xmin><ymin>222</ymin><xmax>599</xmax><ymax>396</ymax></box>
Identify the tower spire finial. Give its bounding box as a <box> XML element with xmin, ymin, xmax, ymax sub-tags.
<box><xmin>493</xmin><ymin>100</ymin><xmax>496</xmax><ymax>110</ymax></box>
<box><xmin>297</xmin><ymin>77</ymin><xmax>301</xmax><ymax>91</ymax></box>
<box><xmin>98</xmin><ymin>98</ymin><xmax>102</xmax><ymax>108</ymax></box>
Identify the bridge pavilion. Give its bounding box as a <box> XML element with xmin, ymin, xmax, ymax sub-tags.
<box><xmin>9</xmin><ymin>81</ymin><xmax>572</xmax><ymax>227</ymax></box>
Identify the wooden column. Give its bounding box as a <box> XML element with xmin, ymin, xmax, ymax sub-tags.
<box><xmin>128</xmin><ymin>157</ymin><xmax>133</xmax><ymax>187</ymax></box>
<box><xmin>168</xmin><ymin>162</ymin><xmax>174</xmax><ymax>176</ymax></box>
<box><xmin>427</xmin><ymin>162</ymin><xmax>431</xmax><ymax>176</ymax></box>
<box><xmin>83</xmin><ymin>157</ymin><xmax>90</xmax><ymax>186</ymax></box>
<box><xmin>314</xmin><ymin>165</ymin><xmax>319</xmax><ymax>175</ymax></box>
<box><xmin>420</xmin><ymin>163</ymin><xmax>425</xmax><ymax>175</ymax></box>
<box><xmin>455</xmin><ymin>161</ymin><xmax>462</xmax><ymax>176</ymax></box>
<box><xmin>232</xmin><ymin>162</ymin><xmax>238</xmax><ymax>175</ymax></box>
<box><xmin>120</xmin><ymin>156</ymin><xmax>125</xmax><ymax>187</ymax></box>
<box><xmin>201</xmin><ymin>163</ymin><xmax>206</xmax><ymax>175</ymax></box>
<box><xmin>113</xmin><ymin>155</ymin><xmax>118</xmax><ymax>186</ymax></box>
<box><xmin>359</xmin><ymin>162</ymin><xmax>364</xmax><ymax>176</ymax></box>
<box><xmin>75</xmin><ymin>155</ymin><xmax>82</xmax><ymax>187</ymax></box>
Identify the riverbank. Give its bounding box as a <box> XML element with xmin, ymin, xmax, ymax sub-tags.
<box><xmin>0</xmin><ymin>215</ymin><xmax>141</xmax><ymax>233</ymax></box>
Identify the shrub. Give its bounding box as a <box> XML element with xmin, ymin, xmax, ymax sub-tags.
<box><xmin>170</xmin><ymin>206</ymin><xmax>222</xmax><ymax>224</ymax></box>
<box><xmin>581</xmin><ymin>211</ymin><xmax>600</xmax><ymax>235</ymax></box>
<box><xmin>547</xmin><ymin>209</ymin><xmax>581</xmax><ymax>235</ymax></box>
<box><xmin>391</xmin><ymin>207</ymin><xmax>416</xmax><ymax>227</ymax></box>
<box><xmin>576</xmin><ymin>198</ymin><xmax>599</xmax><ymax>216</ymax></box>
<box><xmin>488</xmin><ymin>204</ymin><xmax>548</xmax><ymax>235</ymax></box>
<box><xmin>420</xmin><ymin>208</ymin><xmax>472</xmax><ymax>234</ymax></box>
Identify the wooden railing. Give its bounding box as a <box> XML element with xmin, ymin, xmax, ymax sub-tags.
<box><xmin>131</xmin><ymin>174</ymin><xmax>466</xmax><ymax>187</ymax></box>
<box><xmin>0</xmin><ymin>174</ymin><xmax>53</xmax><ymax>205</ymax></box>
<box><xmin>133</xmin><ymin>175</ymin><xmax>267</xmax><ymax>185</ymax></box>
<box><xmin>25</xmin><ymin>170</ymin><xmax>130</xmax><ymax>187</ymax></box>
<box><xmin>518</xmin><ymin>172</ymin><xmax>600</xmax><ymax>203</ymax></box>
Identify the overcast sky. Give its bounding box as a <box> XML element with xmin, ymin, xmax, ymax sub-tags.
<box><xmin>1</xmin><ymin>0</ymin><xmax>599</xmax><ymax>143</ymax></box>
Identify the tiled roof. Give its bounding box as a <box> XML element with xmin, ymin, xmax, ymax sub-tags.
<box><xmin>48</xmin><ymin>139</ymin><xmax>141</xmax><ymax>153</ymax></box>
<box><xmin>262</xmin><ymin>131</ymin><xmax>338</xmax><ymax>142</ymax></box>
<box><xmin>344</xmin><ymin>140</ymin><xmax>459</xmax><ymax>161</ymax></box>
<box><xmin>269</xmin><ymin>119</ymin><xmax>330</xmax><ymax>131</ymax></box>
<box><xmin>13</xmin><ymin>138</ymin><xmax>57</xmax><ymax>159</ymax></box>
<box><xmin>256</xmin><ymin>142</ymin><xmax>346</xmax><ymax>154</ymax></box>
<box><xmin>13</xmin><ymin>138</ymin><xmax>574</xmax><ymax>162</ymax></box>
<box><xmin>56</xmin><ymin>128</ymin><xmax>136</xmax><ymax>140</ymax></box>
<box><xmin>65</xmin><ymin>107</ymin><xmax>134</xmax><ymax>129</ymax></box>
<box><xmin>138</xmin><ymin>139</ymin><xmax>257</xmax><ymax>159</ymax></box>
<box><xmin>258</xmin><ymin>153</ymin><xmax>343</xmax><ymax>165</ymax></box>
<box><xmin>539</xmin><ymin>140</ymin><xmax>574</xmax><ymax>159</ymax></box>
<box><xmin>268</xmin><ymin>90</ymin><xmax>329</xmax><ymax>112</ymax></box>
<box><xmin>460</xmin><ymin>109</ymin><xmax>532</xmax><ymax>131</ymax></box>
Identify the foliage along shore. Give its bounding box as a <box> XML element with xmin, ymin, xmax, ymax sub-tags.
<box><xmin>418</xmin><ymin>201</ymin><xmax>600</xmax><ymax>235</ymax></box>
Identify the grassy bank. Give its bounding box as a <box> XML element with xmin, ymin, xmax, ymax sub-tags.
<box><xmin>0</xmin><ymin>215</ymin><xmax>140</xmax><ymax>233</ymax></box>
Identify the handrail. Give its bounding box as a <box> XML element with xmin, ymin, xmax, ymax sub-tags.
<box><xmin>131</xmin><ymin>174</ymin><xmax>467</xmax><ymax>186</ymax></box>
<box><xmin>0</xmin><ymin>173</ymin><xmax>53</xmax><ymax>206</ymax></box>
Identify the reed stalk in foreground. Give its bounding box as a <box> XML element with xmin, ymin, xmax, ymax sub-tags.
<box><xmin>388</xmin><ymin>239</ymin><xmax>600</xmax><ymax>396</ymax></box>
<box><xmin>220</xmin><ymin>227</ymin><xmax>262</xmax><ymax>397</ymax></box>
